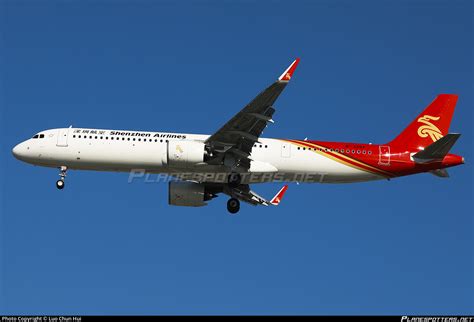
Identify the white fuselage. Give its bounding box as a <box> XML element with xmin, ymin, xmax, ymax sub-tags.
<box><xmin>12</xmin><ymin>128</ymin><xmax>383</xmax><ymax>184</ymax></box>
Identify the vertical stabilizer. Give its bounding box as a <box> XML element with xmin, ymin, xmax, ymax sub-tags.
<box><xmin>389</xmin><ymin>94</ymin><xmax>458</xmax><ymax>150</ymax></box>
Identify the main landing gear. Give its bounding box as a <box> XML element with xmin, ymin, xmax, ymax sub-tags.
<box><xmin>227</xmin><ymin>198</ymin><xmax>240</xmax><ymax>214</ymax></box>
<box><xmin>56</xmin><ymin>166</ymin><xmax>67</xmax><ymax>190</ymax></box>
<box><xmin>227</xmin><ymin>172</ymin><xmax>241</xmax><ymax>214</ymax></box>
<box><xmin>228</xmin><ymin>172</ymin><xmax>241</xmax><ymax>188</ymax></box>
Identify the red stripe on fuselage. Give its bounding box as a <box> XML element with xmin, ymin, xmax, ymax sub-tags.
<box><xmin>284</xmin><ymin>139</ymin><xmax>396</xmax><ymax>178</ymax></box>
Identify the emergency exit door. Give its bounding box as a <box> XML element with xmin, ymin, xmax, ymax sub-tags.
<box><xmin>281</xmin><ymin>142</ymin><xmax>291</xmax><ymax>158</ymax></box>
<box><xmin>378</xmin><ymin>145</ymin><xmax>390</xmax><ymax>166</ymax></box>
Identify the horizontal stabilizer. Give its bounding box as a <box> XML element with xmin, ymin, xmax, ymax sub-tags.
<box><xmin>413</xmin><ymin>133</ymin><xmax>461</xmax><ymax>163</ymax></box>
<box><xmin>429</xmin><ymin>169</ymin><xmax>449</xmax><ymax>178</ymax></box>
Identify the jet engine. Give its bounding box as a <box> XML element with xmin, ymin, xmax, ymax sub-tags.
<box><xmin>168</xmin><ymin>181</ymin><xmax>217</xmax><ymax>207</ymax></box>
<box><xmin>166</xmin><ymin>141</ymin><xmax>206</xmax><ymax>167</ymax></box>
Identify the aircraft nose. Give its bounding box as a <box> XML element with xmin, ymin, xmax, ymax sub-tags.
<box><xmin>12</xmin><ymin>143</ymin><xmax>24</xmax><ymax>160</ymax></box>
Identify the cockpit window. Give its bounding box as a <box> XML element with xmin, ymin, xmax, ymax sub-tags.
<box><xmin>32</xmin><ymin>134</ymin><xmax>45</xmax><ymax>139</ymax></box>
<box><xmin>39</xmin><ymin>134</ymin><xmax>44</xmax><ymax>138</ymax></box>
<box><xmin>32</xmin><ymin>135</ymin><xmax>39</xmax><ymax>139</ymax></box>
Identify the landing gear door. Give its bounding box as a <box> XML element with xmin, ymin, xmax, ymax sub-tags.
<box><xmin>56</xmin><ymin>128</ymin><xmax>69</xmax><ymax>147</ymax></box>
<box><xmin>378</xmin><ymin>145</ymin><xmax>390</xmax><ymax>166</ymax></box>
<box><xmin>281</xmin><ymin>142</ymin><xmax>291</xmax><ymax>158</ymax></box>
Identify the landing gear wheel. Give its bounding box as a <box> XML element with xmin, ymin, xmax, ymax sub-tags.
<box><xmin>227</xmin><ymin>198</ymin><xmax>240</xmax><ymax>214</ymax></box>
<box><xmin>228</xmin><ymin>173</ymin><xmax>241</xmax><ymax>188</ymax></box>
<box><xmin>56</xmin><ymin>166</ymin><xmax>67</xmax><ymax>190</ymax></box>
<box><xmin>56</xmin><ymin>179</ymin><xmax>65</xmax><ymax>190</ymax></box>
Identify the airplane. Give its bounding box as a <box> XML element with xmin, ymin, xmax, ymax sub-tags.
<box><xmin>12</xmin><ymin>58</ymin><xmax>464</xmax><ymax>214</ymax></box>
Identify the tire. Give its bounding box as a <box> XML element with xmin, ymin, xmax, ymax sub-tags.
<box><xmin>227</xmin><ymin>198</ymin><xmax>240</xmax><ymax>214</ymax></box>
<box><xmin>56</xmin><ymin>179</ymin><xmax>65</xmax><ymax>190</ymax></box>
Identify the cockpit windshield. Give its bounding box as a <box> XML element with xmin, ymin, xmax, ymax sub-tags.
<box><xmin>32</xmin><ymin>134</ymin><xmax>45</xmax><ymax>139</ymax></box>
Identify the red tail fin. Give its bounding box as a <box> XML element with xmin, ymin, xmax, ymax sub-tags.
<box><xmin>388</xmin><ymin>94</ymin><xmax>458</xmax><ymax>150</ymax></box>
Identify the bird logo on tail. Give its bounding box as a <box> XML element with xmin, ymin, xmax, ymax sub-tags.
<box><xmin>417</xmin><ymin>115</ymin><xmax>443</xmax><ymax>142</ymax></box>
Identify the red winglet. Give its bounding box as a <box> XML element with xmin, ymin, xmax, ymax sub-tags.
<box><xmin>270</xmin><ymin>185</ymin><xmax>289</xmax><ymax>206</ymax></box>
<box><xmin>278</xmin><ymin>58</ymin><xmax>300</xmax><ymax>82</ymax></box>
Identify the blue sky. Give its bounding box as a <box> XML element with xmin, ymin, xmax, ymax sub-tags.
<box><xmin>0</xmin><ymin>0</ymin><xmax>472</xmax><ymax>315</ymax></box>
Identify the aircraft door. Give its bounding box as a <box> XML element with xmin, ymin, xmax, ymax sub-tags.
<box><xmin>378</xmin><ymin>145</ymin><xmax>390</xmax><ymax>165</ymax></box>
<box><xmin>56</xmin><ymin>128</ymin><xmax>69</xmax><ymax>147</ymax></box>
<box><xmin>281</xmin><ymin>142</ymin><xmax>291</xmax><ymax>158</ymax></box>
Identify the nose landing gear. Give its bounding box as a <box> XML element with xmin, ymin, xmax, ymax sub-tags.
<box><xmin>227</xmin><ymin>198</ymin><xmax>240</xmax><ymax>214</ymax></box>
<box><xmin>56</xmin><ymin>180</ymin><xmax>64</xmax><ymax>189</ymax></box>
<box><xmin>56</xmin><ymin>166</ymin><xmax>67</xmax><ymax>190</ymax></box>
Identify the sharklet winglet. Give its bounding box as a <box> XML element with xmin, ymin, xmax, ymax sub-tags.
<box><xmin>278</xmin><ymin>58</ymin><xmax>300</xmax><ymax>82</ymax></box>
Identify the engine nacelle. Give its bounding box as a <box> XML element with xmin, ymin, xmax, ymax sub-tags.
<box><xmin>167</xmin><ymin>140</ymin><xmax>205</xmax><ymax>167</ymax></box>
<box><xmin>168</xmin><ymin>181</ymin><xmax>216</xmax><ymax>207</ymax></box>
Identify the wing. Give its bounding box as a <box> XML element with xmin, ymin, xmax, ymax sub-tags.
<box><xmin>205</xmin><ymin>58</ymin><xmax>300</xmax><ymax>170</ymax></box>
<box><xmin>225</xmin><ymin>184</ymin><xmax>289</xmax><ymax>206</ymax></box>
